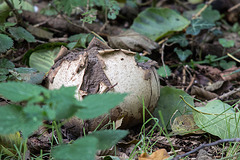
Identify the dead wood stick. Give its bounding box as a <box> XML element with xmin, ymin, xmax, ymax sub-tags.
<box><xmin>172</xmin><ymin>138</ymin><xmax>240</xmax><ymax>160</ymax></box>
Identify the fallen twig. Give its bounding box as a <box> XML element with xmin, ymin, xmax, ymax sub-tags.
<box><xmin>172</xmin><ymin>138</ymin><xmax>240</xmax><ymax>160</ymax></box>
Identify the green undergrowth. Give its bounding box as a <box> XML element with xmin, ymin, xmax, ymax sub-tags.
<box><xmin>0</xmin><ymin>81</ymin><xmax>128</xmax><ymax>160</ymax></box>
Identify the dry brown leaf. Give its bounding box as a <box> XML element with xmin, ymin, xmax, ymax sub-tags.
<box><xmin>191</xmin><ymin>86</ymin><xmax>218</xmax><ymax>100</ymax></box>
<box><xmin>138</xmin><ymin>149</ymin><xmax>170</xmax><ymax>160</ymax></box>
<box><xmin>108</xmin><ymin>30</ymin><xmax>159</xmax><ymax>53</ymax></box>
<box><xmin>220</xmin><ymin>66</ymin><xmax>240</xmax><ymax>81</ymax></box>
<box><xmin>195</xmin><ymin>64</ymin><xmax>222</xmax><ymax>81</ymax></box>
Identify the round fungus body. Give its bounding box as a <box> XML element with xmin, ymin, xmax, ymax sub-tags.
<box><xmin>46</xmin><ymin>38</ymin><xmax>160</xmax><ymax>131</ymax></box>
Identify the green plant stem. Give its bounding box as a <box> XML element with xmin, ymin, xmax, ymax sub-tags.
<box><xmin>53</xmin><ymin>121</ymin><xmax>63</xmax><ymax>144</ymax></box>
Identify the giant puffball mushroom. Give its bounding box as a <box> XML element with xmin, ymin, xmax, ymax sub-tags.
<box><xmin>46</xmin><ymin>37</ymin><xmax>160</xmax><ymax>132</ymax></box>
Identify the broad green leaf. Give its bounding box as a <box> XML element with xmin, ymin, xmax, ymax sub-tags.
<box><xmin>8</xmin><ymin>27</ymin><xmax>36</xmax><ymax>42</ymax></box>
<box><xmin>157</xmin><ymin>65</ymin><xmax>171</xmax><ymax>78</ymax></box>
<box><xmin>201</xmin><ymin>5</ymin><xmax>220</xmax><ymax>23</ymax></box>
<box><xmin>174</xmin><ymin>48</ymin><xmax>192</xmax><ymax>62</ymax></box>
<box><xmin>186</xmin><ymin>18</ymin><xmax>215</xmax><ymax>35</ymax></box>
<box><xmin>76</xmin><ymin>93</ymin><xmax>127</xmax><ymax>120</ymax></box>
<box><xmin>3</xmin><ymin>22</ymin><xmax>16</xmax><ymax>28</ymax></box>
<box><xmin>0</xmin><ymin>105</ymin><xmax>24</xmax><ymax>134</ymax></box>
<box><xmin>219</xmin><ymin>60</ymin><xmax>236</xmax><ymax>70</ymax></box>
<box><xmin>153</xmin><ymin>87</ymin><xmax>193</xmax><ymax>129</ymax></box>
<box><xmin>131</xmin><ymin>8</ymin><xmax>190</xmax><ymax>41</ymax></box>
<box><xmin>29</xmin><ymin>47</ymin><xmax>60</xmax><ymax>73</ymax></box>
<box><xmin>184</xmin><ymin>4</ymin><xmax>220</xmax><ymax>23</ymax></box>
<box><xmin>89</xmin><ymin>130</ymin><xmax>128</xmax><ymax>150</ymax></box>
<box><xmin>0</xmin><ymin>105</ymin><xmax>42</xmax><ymax>137</ymax></box>
<box><xmin>45</xmin><ymin>86</ymin><xmax>79</xmax><ymax>120</ymax></box>
<box><xmin>21</xmin><ymin>106</ymin><xmax>44</xmax><ymax>138</ymax></box>
<box><xmin>0</xmin><ymin>34</ymin><xmax>13</xmax><ymax>53</ymax></box>
<box><xmin>0</xmin><ymin>58</ymin><xmax>15</xmax><ymax>69</ymax></box>
<box><xmin>23</xmin><ymin>42</ymin><xmax>66</xmax><ymax>66</ymax></box>
<box><xmin>52</xmin><ymin>136</ymin><xmax>98</xmax><ymax>160</ymax></box>
<box><xmin>0</xmin><ymin>81</ymin><xmax>47</xmax><ymax>102</ymax></box>
<box><xmin>193</xmin><ymin>100</ymin><xmax>239</xmax><ymax>139</ymax></box>
<box><xmin>167</xmin><ymin>34</ymin><xmax>188</xmax><ymax>47</ymax></box>
<box><xmin>67</xmin><ymin>42</ymin><xmax>77</xmax><ymax>50</ymax></box>
<box><xmin>218</xmin><ymin>38</ymin><xmax>235</xmax><ymax>48</ymax></box>
<box><xmin>0</xmin><ymin>69</ymin><xmax>9</xmax><ymax>75</ymax></box>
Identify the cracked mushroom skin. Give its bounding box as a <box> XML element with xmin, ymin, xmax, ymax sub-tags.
<box><xmin>46</xmin><ymin>37</ymin><xmax>160</xmax><ymax>131</ymax></box>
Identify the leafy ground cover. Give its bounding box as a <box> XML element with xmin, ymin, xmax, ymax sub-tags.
<box><xmin>0</xmin><ymin>0</ymin><xmax>240</xmax><ymax>159</ymax></box>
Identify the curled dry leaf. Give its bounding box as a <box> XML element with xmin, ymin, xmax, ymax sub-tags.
<box><xmin>139</xmin><ymin>149</ymin><xmax>170</xmax><ymax>160</ymax></box>
<box><xmin>108</xmin><ymin>30</ymin><xmax>159</xmax><ymax>54</ymax></box>
<box><xmin>191</xmin><ymin>86</ymin><xmax>218</xmax><ymax>100</ymax></box>
<box><xmin>46</xmin><ymin>37</ymin><xmax>160</xmax><ymax>131</ymax></box>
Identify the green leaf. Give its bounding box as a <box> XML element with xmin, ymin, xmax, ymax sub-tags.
<box><xmin>201</xmin><ymin>5</ymin><xmax>220</xmax><ymax>23</ymax></box>
<box><xmin>0</xmin><ymin>3</ymin><xmax>10</xmax><ymax>24</ymax></box>
<box><xmin>193</xmin><ymin>100</ymin><xmax>240</xmax><ymax>139</ymax></box>
<box><xmin>29</xmin><ymin>47</ymin><xmax>61</xmax><ymax>72</ymax></box>
<box><xmin>0</xmin><ymin>105</ymin><xmax>43</xmax><ymax>137</ymax></box>
<box><xmin>89</xmin><ymin>130</ymin><xmax>128</xmax><ymax>150</ymax></box>
<box><xmin>23</xmin><ymin>42</ymin><xmax>66</xmax><ymax>66</ymax></box>
<box><xmin>68</xmin><ymin>33</ymin><xmax>94</xmax><ymax>49</ymax></box>
<box><xmin>0</xmin><ymin>58</ymin><xmax>15</xmax><ymax>69</ymax></box>
<box><xmin>131</xmin><ymin>8</ymin><xmax>190</xmax><ymax>41</ymax></box>
<box><xmin>21</xmin><ymin>107</ymin><xmax>44</xmax><ymax>138</ymax></box>
<box><xmin>45</xmin><ymin>86</ymin><xmax>79</xmax><ymax>120</ymax></box>
<box><xmin>219</xmin><ymin>60</ymin><xmax>236</xmax><ymax>70</ymax></box>
<box><xmin>167</xmin><ymin>34</ymin><xmax>188</xmax><ymax>47</ymax></box>
<box><xmin>134</xmin><ymin>53</ymin><xmax>151</xmax><ymax>63</ymax></box>
<box><xmin>11</xmin><ymin>0</ymin><xmax>34</xmax><ymax>12</ymax></box>
<box><xmin>174</xmin><ymin>48</ymin><xmax>192</xmax><ymax>62</ymax></box>
<box><xmin>54</xmin><ymin>0</ymin><xmax>85</xmax><ymax>16</ymax></box>
<box><xmin>0</xmin><ymin>105</ymin><xmax>24</xmax><ymax>134</ymax></box>
<box><xmin>0</xmin><ymin>34</ymin><xmax>13</xmax><ymax>53</ymax></box>
<box><xmin>153</xmin><ymin>87</ymin><xmax>193</xmax><ymax>129</ymax></box>
<box><xmin>52</xmin><ymin>136</ymin><xmax>98</xmax><ymax>160</ymax></box>
<box><xmin>0</xmin><ymin>75</ymin><xmax>8</xmax><ymax>81</ymax></box>
<box><xmin>218</xmin><ymin>38</ymin><xmax>235</xmax><ymax>48</ymax></box>
<box><xmin>107</xmin><ymin>0</ymin><xmax>120</xmax><ymax>19</ymax></box>
<box><xmin>0</xmin><ymin>68</ymin><xmax>9</xmax><ymax>75</ymax></box>
<box><xmin>80</xmin><ymin>9</ymin><xmax>97</xmax><ymax>24</ymax></box>
<box><xmin>0</xmin><ymin>81</ymin><xmax>47</xmax><ymax>102</ymax></box>
<box><xmin>8</xmin><ymin>27</ymin><xmax>36</xmax><ymax>42</ymax></box>
<box><xmin>157</xmin><ymin>65</ymin><xmax>171</xmax><ymax>77</ymax></box>
<box><xmin>186</xmin><ymin>18</ymin><xmax>215</xmax><ymax>35</ymax></box>
<box><xmin>76</xmin><ymin>93</ymin><xmax>127</xmax><ymax>120</ymax></box>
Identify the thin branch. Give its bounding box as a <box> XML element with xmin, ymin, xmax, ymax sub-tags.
<box><xmin>172</xmin><ymin>138</ymin><xmax>240</xmax><ymax>160</ymax></box>
<box><xmin>228</xmin><ymin>3</ymin><xmax>240</xmax><ymax>12</ymax></box>
<box><xmin>50</xmin><ymin>2</ymin><xmax>91</xmax><ymax>33</ymax></box>
<box><xmin>192</xmin><ymin>0</ymin><xmax>215</xmax><ymax>19</ymax></box>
